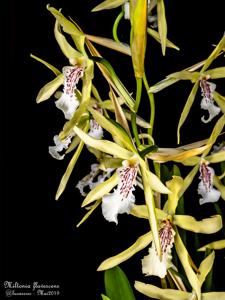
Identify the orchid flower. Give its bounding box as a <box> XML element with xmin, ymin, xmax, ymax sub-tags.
<box><xmin>179</xmin><ymin>115</ymin><xmax>225</xmax><ymax>205</ymax></box>
<box><xmin>101</xmin><ymin>157</ymin><xmax>138</xmax><ymax>224</ymax></box>
<box><xmin>148</xmin><ymin>114</ymin><xmax>225</xmax><ymax>206</ymax></box>
<box><xmin>148</xmin><ymin>34</ymin><xmax>225</xmax><ymax>143</ymax></box>
<box><xmin>72</xmin><ymin>107</ymin><xmax>171</xmax><ymax>257</ymax></box>
<box><xmin>55</xmin><ymin>66</ymin><xmax>84</xmax><ymax>120</ymax></box>
<box><xmin>77</xmin><ymin>156</ymin><xmax>138</xmax><ymax>224</ymax></box>
<box><xmin>199</xmin><ymin>79</ymin><xmax>220</xmax><ymax>123</ymax></box>
<box><xmin>197</xmin><ymin>161</ymin><xmax>221</xmax><ymax>205</ymax></box>
<box><xmin>142</xmin><ymin>219</ymin><xmax>175</xmax><ymax>278</ymax></box>
<box><xmin>49</xmin><ymin>134</ymin><xmax>73</xmax><ymax>160</ymax></box>
<box><xmin>97</xmin><ymin>174</ymin><xmax>222</xmax><ymax>299</ymax></box>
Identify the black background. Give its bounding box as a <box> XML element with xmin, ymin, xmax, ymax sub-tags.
<box><xmin>4</xmin><ymin>0</ymin><xmax>225</xmax><ymax>299</ymax></box>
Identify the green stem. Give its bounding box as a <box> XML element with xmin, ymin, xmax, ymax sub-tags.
<box><xmin>131</xmin><ymin>78</ymin><xmax>142</xmax><ymax>147</ymax></box>
<box><xmin>143</xmin><ymin>72</ymin><xmax>155</xmax><ymax>138</ymax></box>
<box><xmin>161</xmin><ymin>278</ymin><xmax>167</xmax><ymax>289</ymax></box>
<box><xmin>112</xmin><ymin>10</ymin><xmax>124</xmax><ymax>43</ymax></box>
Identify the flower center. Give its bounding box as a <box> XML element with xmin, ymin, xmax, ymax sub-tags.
<box><xmin>159</xmin><ymin>220</ymin><xmax>174</xmax><ymax>253</ymax></box>
<box><xmin>199</xmin><ymin>79</ymin><xmax>213</xmax><ymax>103</ymax></box>
<box><xmin>199</xmin><ymin>163</ymin><xmax>212</xmax><ymax>192</ymax></box>
<box><xmin>118</xmin><ymin>165</ymin><xmax>137</xmax><ymax>200</ymax></box>
<box><xmin>63</xmin><ymin>66</ymin><xmax>84</xmax><ymax>97</ymax></box>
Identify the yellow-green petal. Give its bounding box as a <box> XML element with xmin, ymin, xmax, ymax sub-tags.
<box><xmin>202</xmin><ymin>114</ymin><xmax>225</xmax><ymax>157</ymax></box>
<box><xmin>76</xmin><ymin>200</ymin><xmax>101</xmax><ymax>227</ymax></box>
<box><xmin>198</xmin><ymin>240</ymin><xmax>225</xmax><ymax>251</ymax></box>
<box><xmin>206</xmin><ymin>151</ymin><xmax>225</xmax><ymax>164</ymax></box>
<box><xmin>213</xmin><ymin>175</ymin><xmax>225</xmax><ymax>200</ymax></box>
<box><xmin>99</xmin><ymin>98</ymin><xmax>125</xmax><ymax>110</ymax></box>
<box><xmin>198</xmin><ymin>251</ymin><xmax>215</xmax><ymax>286</ymax></box>
<box><xmin>73</xmin><ymin>126</ymin><xmax>133</xmax><ymax>160</ymax></box>
<box><xmin>140</xmin><ymin>159</ymin><xmax>171</xmax><ymax>194</ymax></box>
<box><xmin>147</xmin><ymin>27</ymin><xmax>180</xmax><ymax>51</ymax></box>
<box><xmin>201</xmin><ymin>34</ymin><xmax>225</xmax><ymax>72</ymax></box>
<box><xmin>174</xmin><ymin>229</ymin><xmax>201</xmax><ymax>300</ymax></box>
<box><xmin>166</xmin><ymin>176</ymin><xmax>184</xmax><ymax>215</ymax></box>
<box><xmin>97</xmin><ymin>231</ymin><xmax>152</xmax><ymax>271</ymax></box>
<box><xmin>90</xmin><ymin>57</ymin><xmax>135</xmax><ymax>111</ymax></box>
<box><xmin>140</xmin><ymin>165</ymin><xmax>161</xmax><ymax>258</ymax></box>
<box><xmin>109</xmin><ymin>88</ymin><xmax>132</xmax><ymax>137</ymax></box>
<box><xmin>202</xmin><ymin>292</ymin><xmax>225</xmax><ymax>300</ymax></box>
<box><xmin>168</xmin><ymin>70</ymin><xmax>200</xmax><ymax>81</ymax></box>
<box><xmin>157</xmin><ymin>0</ymin><xmax>167</xmax><ymax>56</ymax></box>
<box><xmin>85</xmin><ymin>34</ymin><xmax>131</xmax><ymax>56</ymax></box>
<box><xmin>101</xmin><ymin>294</ymin><xmax>111</xmax><ymax>300</ymax></box>
<box><xmin>149</xmin><ymin>77</ymin><xmax>179</xmax><ymax>93</ymax></box>
<box><xmin>173</xmin><ymin>215</ymin><xmax>222</xmax><ymax>234</ymax></box>
<box><xmin>30</xmin><ymin>54</ymin><xmax>61</xmax><ymax>75</ymax></box>
<box><xmin>47</xmin><ymin>5</ymin><xmax>85</xmax><ymax>54</ymax></box>
<box><xmin>177</xmin><ymin>81</ymin><xmax>199</xmax><ymax>144</ymax></box>
<box><xmin>131</xmin><ymin>0</ymin><xmax>147</xmax><ymax>78</ymax></box>
<box><xmin>148</xmin><ymin>144</ymin><xmax>209</xmax><ymax>163</ymax></box>
<box><xmin>130</xmin><ymin>204</ymin><xmax>167</xmax><ymax>220</ymax></box>
<box><xmin>88</xmin><ymin>106</ymin><xmax>134</xmax><ymax>151</ymax></box>
<box><xmin>99</xmin><ymin>157</ymin><xmax>123</xmax><ymax>169</ymax></box>
<box><xmin>54</xmin><ymin>20</ymin><xmax>82</xmax><ymax>59</ymax></box>
<box><xmin>81</xmin><ymin>172</ymin><xmax>118</xmax><ymax>207</ymax></box>
<box><xmin>92</xmin><ymin>0</ymin><xmax>126</xmax><ymax>12</ymax></box>
<box><xmin>55</xmin><ymin>136</ymin><xmax>86</xmax><ymax>200</ymax></box>
<box><xmin>134</xmin><ymin>281</ymin><xmax>192</xmax><ymax>300</ymax></box>
<box><xmin>205</xmin><ymin>67</ymin><xmax>225</xmax><ymax>79</ymax></box>
<box><xmin>213</xmin><ymin>91</ymin><xmax>225</xmax><ymax>114</ymax></box>
<box><xmin>36</xmin><ymin>74</ymin><xmax>63</xmax><ymax>103</ymax></box>
<box><xmin>179</xmin><ymin>165</ymin><xmax>199</xmax><ymax>197</ymax></box>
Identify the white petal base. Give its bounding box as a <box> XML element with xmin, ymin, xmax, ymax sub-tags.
<box><xmin>198</xmin><ymin>181</ymin><xmax>221</xmax><ymax>205</ymax></box>
<box><xmin>55</xmin><ymin>93</ymin><xmax>79</xmax><ymax>120</ymax></box>
<box><xmin>102</xmin><ymin>191</ymin><xmax>135</xmax><ymax>224</ymax></box>
<box><xmin>142</xmin><ymin>246</ymin><xmax>168</xmax><ymax>278</ymax></box>
<box><xmin>201</xmin><ymin>97</ymin><xmax>220</xmax><ymax>123</ymax></box>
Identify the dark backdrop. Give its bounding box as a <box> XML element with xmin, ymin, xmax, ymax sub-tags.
<box><xmin>4</xmin><ymin>1</ymin><xmax>225</xmax><ymax>299</ymax></box>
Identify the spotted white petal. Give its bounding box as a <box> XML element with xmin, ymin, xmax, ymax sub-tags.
<box><xmin>55</xmin><ymin>66</ymin><xmax>84</xmax><ymax>119</ymax></box>
<box><xmin>102</xmin><ymin>159</ymin><xmax>138</xmax><ymax>224</ymax></box>
<box><xmin>88</xmin><ymin>106</ymin><xmax>104</xmax><ymax>139</ymax></box>
<box><xmin>55</xmin><ymin>93</ymin><xmax>79</xmax><ymax>119</ymax></box>
<box><xmin>142</xmin><ymin>243</ymin><xmax>168</xmax><ymax>278</ymax></box>
<box><xmin>88</xmin><ymin>119</ymin><xmax>104</xmax><ymax>139</ymax></box>
<box><xmin>76</xmin><ymin>164</ymin><xmax>113</xmax><ymax>196</ymax></box>
<box><xmin>198</xmin><ymin>163</ymin><xmax>221</xmax><ymax>205</ymax></box>
<box><xmin>76</xmin><ymin>164</ymin><xmax>100</xmax><ymax>196</ymax></box>
<box><xmin>200</xmin><ymin>80</ymin><xmax>220</xmax><ymax>123</ymax></box>
<box><xmin>49</xmin><ymin>135</ymin><xmax>72</xmax><ymax>160</ymax></box>
<box><xmin>142</xmin><ymin>220</ymin><xmax>175</xmax><ymax>278</ymax></box>
<box><xmin>102</xmin><ymin>190</ymin><xmax>135</xmax><ymax>224</ymax></box>
<box><xmin>198</xmin><ymin>181</ymin><xmax>221</xmax><ymax>205</ymax></box>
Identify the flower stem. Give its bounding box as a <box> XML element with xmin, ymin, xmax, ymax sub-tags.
<box><xmin>143</xmin><ymin>71</ymin><xmax>155</xmax><ymax>139</ymax></box>
<box><xmin>131</xmin><ymin>78</ymin><xmax>142</xmax><ymax>147</ymax></box>
<box><xmin>112</xmin><ymin>10</ymin><xmax>124</xmax><ymax>43</ymax></box>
